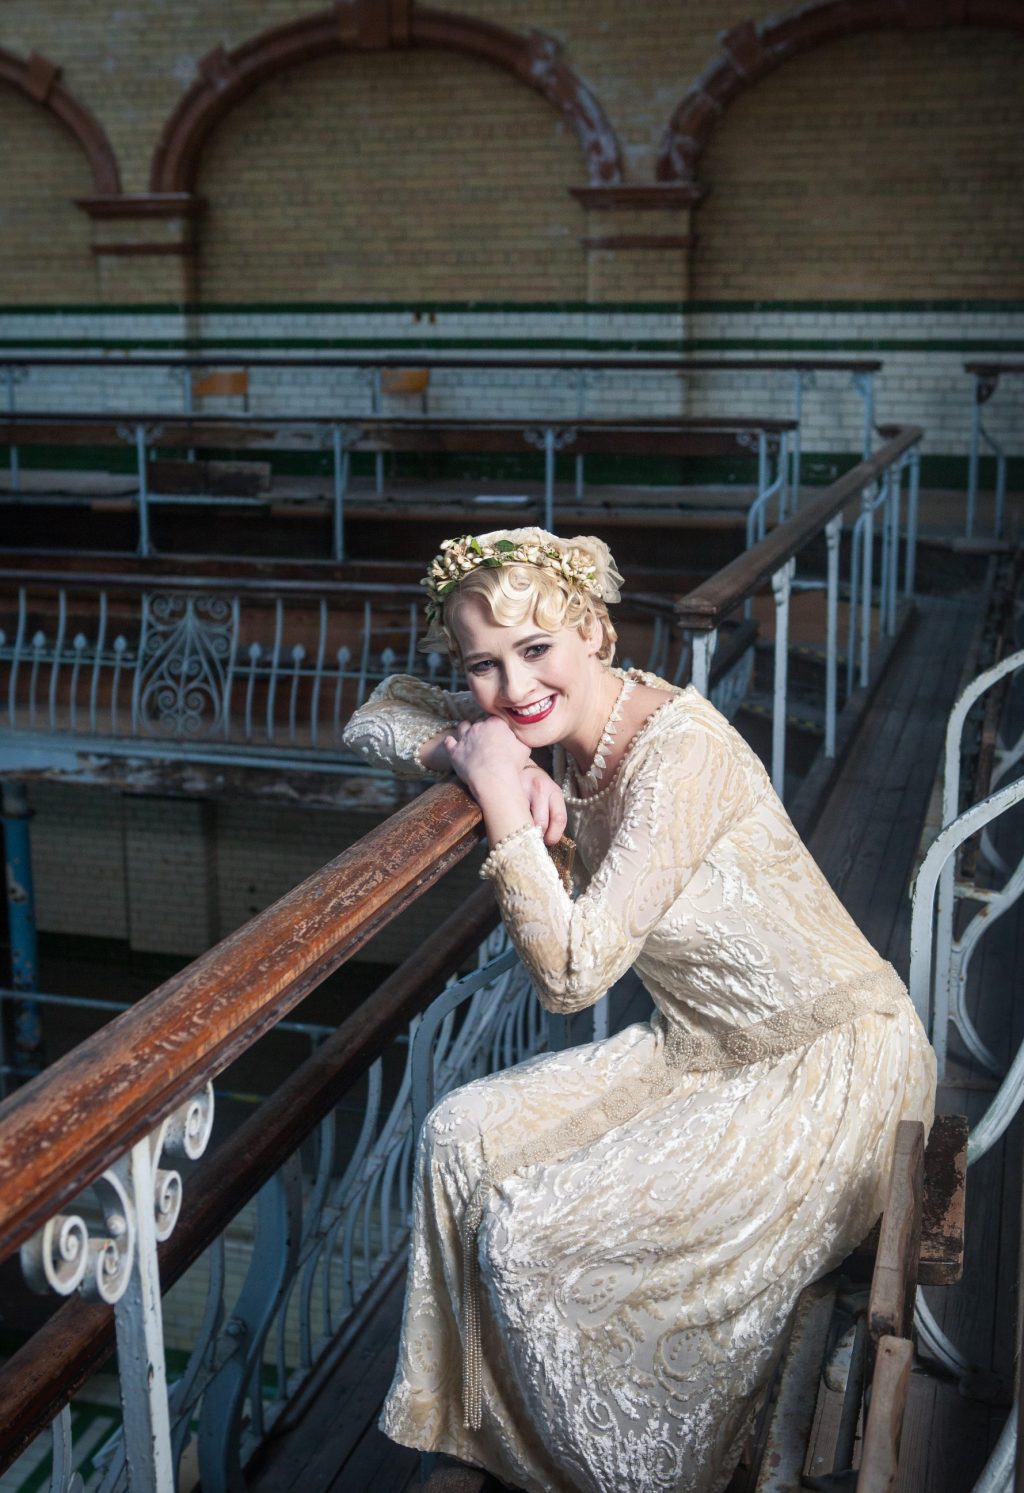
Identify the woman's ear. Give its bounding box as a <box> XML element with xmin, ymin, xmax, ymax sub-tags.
<box><xmin>581</xmin><ymin>616</ymin><xmax>603</xmax><ymax>657</ymax></box>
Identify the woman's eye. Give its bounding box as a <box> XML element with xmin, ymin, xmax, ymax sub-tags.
<box><xmin>524</xmin><ymin>644</ymin><xmax>550</xmax><ymax>660</ymax></box>
<box><xmin>468</xmin><ymin>660</ymin><xmax>495</xmax><ymax>676</ymax></box>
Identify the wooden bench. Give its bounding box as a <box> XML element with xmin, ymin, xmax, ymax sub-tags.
<box><xmin>732</xmin><ymin>1113</ymin><xmax>967</xmax><ymax>1492</ymax></box>
<box><xmin>0</xmin><ymin>410</ymin><xmax>795</xmax><ymax>560</ymax></box>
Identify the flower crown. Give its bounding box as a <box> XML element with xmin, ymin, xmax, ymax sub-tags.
<box><xmin>421</xmin><ymin>529</ymin><xmax>621</xmax><ymax>626</ymax></box>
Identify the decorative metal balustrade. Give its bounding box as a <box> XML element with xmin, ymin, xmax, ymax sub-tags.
<box><xmin>0</xmin><ymin>578</ymin><xmax>741</xmax><ymax>785</ymax></box>
<box><xmin>906</xmin><ymin>645</ymin><xmax>1024</xmax><ymax>1493</ymax></box>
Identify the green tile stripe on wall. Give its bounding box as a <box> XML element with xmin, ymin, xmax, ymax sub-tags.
<box><xmin>0</xmin><ymin>299</ymin><xmax>1022</xmax><ymax>315</ymax></box>
<box><xmin>1</xmin><ymin>445</ymin><xmax>1018</xmax><ymax>490</ymax></box>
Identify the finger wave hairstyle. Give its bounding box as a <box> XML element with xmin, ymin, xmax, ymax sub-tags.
<box><xmin>422</xmin><ymin>563</ymin><xmax>618</xmax><ymax>666</ymax></box>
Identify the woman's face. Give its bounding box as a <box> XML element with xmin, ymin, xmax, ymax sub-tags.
<box><xmin>451</xmin><ymin>592</ymin><xmax>602</xmax><ymax>747</ymax></box>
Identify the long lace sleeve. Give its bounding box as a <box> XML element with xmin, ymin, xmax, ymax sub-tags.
<box><xmin>341</xmin><ymin>673</ymin><xmax>484</xmax><ymax>780</ymax></box>
<box><xmin>480</xmin><ymin>704</ymin><xmax>767</xmax><ymax>1012</ymax></box>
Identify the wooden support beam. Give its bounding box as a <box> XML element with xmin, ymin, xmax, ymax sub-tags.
<box><xmin>868</xmin><ymin>1120</ymin><xmax>924</xmax><ymax>1343</ymax></box>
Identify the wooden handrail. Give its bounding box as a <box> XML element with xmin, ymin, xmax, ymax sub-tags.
<box><xmin>674</xmin><ymin>425</ymin><xmax>922</xmax><ymax>630</ymax></box>
<box><xmin>0</xmin><ymin>355</ymin><xmax>882</xmax><ymax>373</ymax></box>
<box><xmin>0</xmin><ymin>780</ymin><xmax>484</xmax><ymax>1266</ymax></box>
<box><xmin>0</xmin><ymin>885</ymin><xmax>499</xmax><ymax>1473</ymax></box>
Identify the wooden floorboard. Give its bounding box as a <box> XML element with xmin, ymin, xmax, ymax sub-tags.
<box><xmin>249</xmin><ymin>1269</ymin><xmax>415</xmax><ymax>1493</ymax></box>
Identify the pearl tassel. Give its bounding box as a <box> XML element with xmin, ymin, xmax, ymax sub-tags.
<box><xmin>461</xmin><ymin>1180</ymin><xmax>488</xmax><ymax>1429</ymax></box>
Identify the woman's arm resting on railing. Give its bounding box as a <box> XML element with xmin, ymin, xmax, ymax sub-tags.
<box><xmin>343</xmin><ymin>674</ymin><xmax>567</xmax><ymax>845</ymax></box>
<box><xmin>342</xmin><ymin>673</ymin><xmax>484</xmax><ymax>779</ymax></box>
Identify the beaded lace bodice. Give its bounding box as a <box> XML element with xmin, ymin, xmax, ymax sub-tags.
<box><xmin>343</xmin><ymin>670</ymin><xmax>890</xmax><ymax>1036</ymax></box>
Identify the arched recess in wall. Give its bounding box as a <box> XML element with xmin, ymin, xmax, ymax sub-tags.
<box><xmin>657</xmin><ymin>1</ymin><xmax>1024</xmax><ymax>299</ymax></box>
<box><xmin>0</xmin><ymin>51</ymin><xmax>121</xmax><ymax>302</ymax></box>
<box><xmin>151</xmin><ymin>5</ymin><xmax>622</xmax><ymax>302</ymax></box>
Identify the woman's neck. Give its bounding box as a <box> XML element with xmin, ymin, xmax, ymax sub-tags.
<box><xmin>560</xmin><ymin>665</ymin><xmax>624</xmax><ymax>772</ymax></box>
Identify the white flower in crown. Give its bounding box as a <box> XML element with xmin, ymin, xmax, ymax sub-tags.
<box><xmin>421</xmin><ymin>529</ymin><xmax>617</xmax><ymax>623</ymax></box>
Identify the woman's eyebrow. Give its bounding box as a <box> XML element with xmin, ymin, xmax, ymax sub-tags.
<box><xmin>463</xmin><ymin>634</ymin><xmax>551</xmax><ymax>665</ymax></box>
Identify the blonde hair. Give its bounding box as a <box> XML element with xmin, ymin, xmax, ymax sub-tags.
<box><xmin>424</xmin><ymin>562</ymin><xmax>617</xmax><ymax>665</ymax></box>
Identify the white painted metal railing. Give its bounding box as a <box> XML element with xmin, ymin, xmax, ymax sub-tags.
<box><xmin>908</xmin><ymin>767</ymin><xmax>1024</xmax><ymax>1493</ymax></box>
<box><xmin>685</xmin><ymin>427</ymin><xmax>922</xmax><ymax>798</ymax></box>
<box><xmin>923</xmin><ymin>647</ymin><xmax>1024</xmax><ymax>1079</ymax></box>
<box><xmin>0</xmin><ymin>356</ymin><xmax>881</xmax><ymax>518</ymax></box>
<box><xmin>0</xmin><ymin>584</ymin><xmax>754</xmax><ymax>785</ymax></box>
<box><xmin>965</xmin><ymin>364</ymin><xmax>1023</xmax><ymax>541</ymax></box>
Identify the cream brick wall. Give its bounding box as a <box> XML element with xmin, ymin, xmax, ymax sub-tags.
<box><xmin>195</xmin><ymin>47</ymin><xmax>584</xmax><ymax>304</ymax></box>
<box><xmin>693</xmin><ymin>28</ymin><xmax>1024</xmax><ymax>301</ymax></box>
<box><xmin>0</xmin><ymin>86</ymin><xmax>98</xmax><ymax>304</ymax></box>
<box><xmin>1</xmin><ymin>2</ymin><xmax>1019</xmax><ymax>306</ymax></box>
<box><xmin>25</xmin><ymin>782</ymin><xmax>483</xmax><ymax>963</ymax></box>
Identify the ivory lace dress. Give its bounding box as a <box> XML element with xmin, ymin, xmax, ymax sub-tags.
<box><xmin>342</xmin><ymin>670</ymin><xmax>936</xmax><ymax>1493</ymax></box>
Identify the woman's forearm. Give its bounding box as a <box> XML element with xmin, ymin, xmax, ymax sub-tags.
<box><xmin>473</xmin><ymin>772</ymin><xmax>533</xmax><ymax>848</ymax></box>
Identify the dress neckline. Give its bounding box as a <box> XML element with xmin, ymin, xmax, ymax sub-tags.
<box><xmin>561</xmin><ymin>671</ymin><xmax>687</xmax><ymax>806</ymax></box>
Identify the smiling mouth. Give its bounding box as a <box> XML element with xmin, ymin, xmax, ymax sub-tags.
<box><xmin>506</xmin><ymin>695</ymin><xmax>556</xmax><ymax>724</ymax></box>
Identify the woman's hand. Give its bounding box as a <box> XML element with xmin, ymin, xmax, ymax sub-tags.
<box><xmin>522</xmin><ymin>765</ymin><xmax>567</xmax><ymax>847</ymax></box>
<box><xmin>443</xmin><ymin>719</ymin><xmax>550</xmax><ymax>850</ymax></box>
<box><xmin>443</xmin><ymin>717</ymin><xmax>531</xmax><ymax>790</ymax></box>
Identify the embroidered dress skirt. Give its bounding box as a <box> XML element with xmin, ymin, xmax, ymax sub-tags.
<box><xmin>379</xmin><ymin>988</ymin><xmax>935</xmax><ymax>1493</ymax></box>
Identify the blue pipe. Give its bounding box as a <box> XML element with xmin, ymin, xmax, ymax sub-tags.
<box><xmin>2</xmin><ymin>781</ymin><xmax>43</xmax><ymax>1077</ymax></box>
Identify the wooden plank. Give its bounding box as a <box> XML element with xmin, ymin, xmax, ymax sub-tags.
<box><xmin>249</xmin><ymin>1267</ymin><xmax>409</xmax><ymax>1493</ymax></box>
<box><xmin>920</xmin><ymin>1114</ymin><xmax>968</xmax><ymax>1285</ymax></box>
<box><xmin>850</xmin><ymin>1115</ymin><xmax>968</xmax><ymax>1286</ymax></box>
<box><xmin>869</xmin><ymin>1122</ymin><xmax>924</xmax><ymax>1343</ymax></box>
<box><xmin>857</xmin><ymin>1335</ymin><xmax>913</xmax><ymax>1492</ymax></box>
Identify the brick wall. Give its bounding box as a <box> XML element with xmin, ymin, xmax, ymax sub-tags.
<box><xmin>0</xmin><ymin>4</ymin><xmax>1020</xmax><ymax>467</ymax></box>
<box><xmin>0</xmin><ymin>86</ymin><xmax>97</xmax><ymax>304</ymax></box>
<box><xmin>693</xmin><ymin>27</ymin><xmax>1024</xmax><ymax>301</ymax></box>
<box><xmin>196</xmin><ymin>47</ymin><xmax>584</xmax><ymax>304</ymax></box>
<box><xmin>26</xmin><ymin>781</ymin><xmax>483</xmax><ymax>963</ymax></box>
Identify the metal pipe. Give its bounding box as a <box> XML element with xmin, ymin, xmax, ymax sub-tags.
<box><xmin>905</xmin><ymin>447</ymin><xmax>919</xmax><ymax>597</ymax></box>
<box><xmin>332</xmin><ymin>425</ymin><xmax>346</xmax><ymax>563</ymax></box>
<box><xmin>859</xmin><ymin>487</ymin><xmax>874</xmax><ymax>689</ymax></box>
<box><xmin>134</xmin><ymin>423</ymin><xmax>151</xmax><ymax>558</ymax></box>
<box><xmin>966</xmin><ymin>372</ymin><xmax>981</xmax><ymax>539</ymax></box>
<box><xmin>544</xmin><ymin>426</ymin><xmax>556</xmax><ymax>533</ymax></box>
<box><xmin>690</xmin><ymin>631</ymin><xmax>718</xmax><ymax>697</ymax></box>
<box><xmin>770</xmin><ymin>560</ymin><xmax>795</xmax><ymax>796</ymax></box>
<box><xmin>824</xmin><ymin>514</ymin><xmax>841</xmax><ymax>758</ymax></box>
<box><xmin>1</xmin><ymin>781</ymin><xmax>42</xmax><ymax>1085</ymax></box>
<box><xmin>5</xmin><ymin>365</ymin><xmax>18</xmax><ymax>495</ymax></box>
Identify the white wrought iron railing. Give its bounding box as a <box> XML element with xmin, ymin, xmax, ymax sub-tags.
<box><xmin>0</xmin><ymin>578</ymin><xmax>753</xmax><ymax>781</ymax></box>
<box><xmin>678</xmin><ymin>425</ymin><xmax>922</xmax><ymax>798</ymax></box>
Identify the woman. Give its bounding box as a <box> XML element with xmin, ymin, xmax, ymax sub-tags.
<box><xmin>342</xmin><ymin>527</ymin><xmax>935</xmax><ymax>1493</ymax></box>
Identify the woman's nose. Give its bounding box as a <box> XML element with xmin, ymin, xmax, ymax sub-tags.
<box><xmin>501</xmin><ymin>657</ymin><xmax>530</xmax><ymax>702</ymax></box>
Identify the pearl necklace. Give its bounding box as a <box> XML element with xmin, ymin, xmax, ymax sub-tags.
<box><xmin>567</xmin><ymin>674</ymin><xmax>637</xmax><ymax>796</ymax></box>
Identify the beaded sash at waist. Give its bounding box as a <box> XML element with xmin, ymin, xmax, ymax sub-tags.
<box><xmin>457</xmin><ymin>960</ymin><xmax>907</xmax><ymax>1429</ymax></box>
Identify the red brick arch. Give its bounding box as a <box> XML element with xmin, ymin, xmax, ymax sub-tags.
<box><xmin>0</xmin><ymin>48</ymin><xmax>121</xmax><ymax>194</ymax></box>
<box><xmin>150</xmin><ymin>2</ymin><xmax>623</xmax><ymax>195</ymax></box>
<box><xmin>658</xmin><ymin>0</ymin><xmax>1024</xmax><ymax>185</ymax></box>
